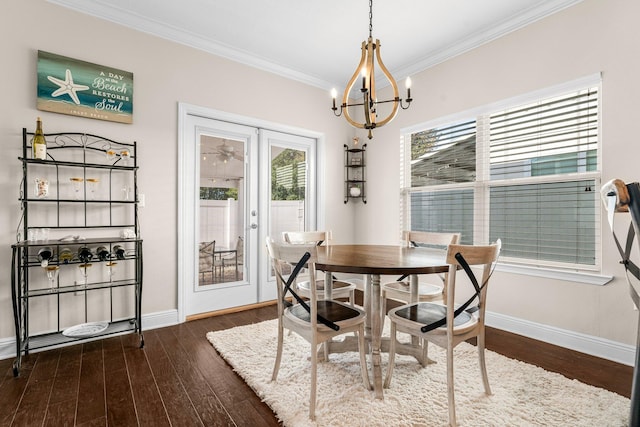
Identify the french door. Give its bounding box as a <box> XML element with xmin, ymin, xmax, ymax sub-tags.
<box><xmin>180</xmin><ymin>114</ymin><xmax>258</xmax><ymax>317</ymax></box>
<box><xmin>178</xmin><ymin>104</ymin><xmax>319</xmax><ymax>320</ymax></box>
<box><xmin>258</xmin><ymin>129</ymin><xmax>317</xmax><ymax>301</ymax></box>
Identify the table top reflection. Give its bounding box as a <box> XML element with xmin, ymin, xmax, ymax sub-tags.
<box><xmin>316</xmin><ymin>244</ymin><xmax>449</xmax><ymax>276</ymax></box>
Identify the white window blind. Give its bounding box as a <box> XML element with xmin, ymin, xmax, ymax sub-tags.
<box><xmin>488</xmin><ymin>87</ymin><xmax>599</xmax><ymax>266</ymax></box>
<box><xmin>489</xmin><ymin>180</ymin><xmax>597</xmax><ymax>265</ymax></box>
<box><xmin>489</xmin><ymin>88</ymin><xmax>598</xmax><ymax>180</ymax></box>
<box><xmin>410</xmin><ymin>189</ymin><xmax>475</xmax><ymax>244</ymax></box>
<box><xmin>404</xmin><ymin>83</ymin><xmax>600</xmax><ymax>269</ymax></box>
<box><xmin>410</xmin><ymin>120</ymin><xmax>476</xmax><ymax>187</ymax></box>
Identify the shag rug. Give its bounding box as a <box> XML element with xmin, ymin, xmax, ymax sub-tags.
<box><xmin>207</xmin><ymin>319</ymin><xmax>629</xmax><ymax>426</ymax></box>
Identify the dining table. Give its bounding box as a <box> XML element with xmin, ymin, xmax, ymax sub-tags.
<box><xmin>214</xmin><ymin>247</ymin><xmax>238</xmax><ymax>280</ymax></box>
<box><xmin>315</xmin><ymin>244</ymin><xmax>450</xmax><ymax>399</ymax></box>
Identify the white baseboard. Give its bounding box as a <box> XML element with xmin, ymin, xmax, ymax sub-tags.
<box><xmin>486</xmin><ymin>311</ymin><xmax>636</xmax><ymax>366</ymax></box>
<box><xmin>0</xmin><ymin>309</ymin><xmax>179</xmax><ymax>362</ymax></box>
<box><xmin>0</xmin><ymin>309</ymin><xmax>633</xmax><ymax>368</ymax></box>
<box><xmin>141</xmin><ymin>309</ymin><xmax>180</xmax><ymax>331</ymax></box>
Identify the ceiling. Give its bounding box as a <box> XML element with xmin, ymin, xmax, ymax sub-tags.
<box><xmin>200</xmin><ymin>136</ymin><xmax>245</xmax><ymax>185</ymax></box>
<box><xmin>47</xmin><ymin>0</ymin><xmax>582</xmax><ymax>186</ymax></box>
<box><xmin>49</xmin><ymin>0</ymin><xmax>582</xmax><ymax>93</ymax></box>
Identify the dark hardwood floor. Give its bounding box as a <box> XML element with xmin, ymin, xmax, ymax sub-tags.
<box><xmin>0</xmin><ymin>299</ymin><xmax>633</xmax><ymax>426</ymax></box>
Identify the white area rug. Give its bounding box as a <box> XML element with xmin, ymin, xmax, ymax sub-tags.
<box><xmin>207</xmin><ymin>319</ymin><xmax>629</xmax><ymax>426</ymax></box>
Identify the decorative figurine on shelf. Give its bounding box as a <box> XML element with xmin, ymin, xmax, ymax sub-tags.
<box><xmin>34</xmin><ymin>178</ymin><xmax>49</xmax><ymax>198</ymax></box>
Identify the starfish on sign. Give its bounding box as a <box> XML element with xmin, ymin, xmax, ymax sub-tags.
<box><xmin>47</xmin><ymin>69</ymin><xmax>89</xmax><ymax>105</ymax></box>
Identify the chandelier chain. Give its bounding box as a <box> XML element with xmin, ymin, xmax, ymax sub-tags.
<box><xmin>368</xmin><ymin>0</ymin><xmax>373</xmax><ymax>39</ymax></box>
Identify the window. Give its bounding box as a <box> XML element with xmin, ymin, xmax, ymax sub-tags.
<box><xmin>271</xmin><ymin>149</ymin><xmax>307</xmax><ymax>201</ymax></box>
<box><xmin>200</xmin><ymin>187</ymin><xmax>238</xmax><ymax>200</ymax></box>
<box><xmin>403</xmin><ymin>79</ymin><xmax>600</xmax><ymax>269</ymax></box>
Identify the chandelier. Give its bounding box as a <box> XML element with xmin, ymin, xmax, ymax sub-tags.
<box><xmin>331</xmin><ymin>0</ymin><xmax>413</xmax><ymax>139</ymax></box>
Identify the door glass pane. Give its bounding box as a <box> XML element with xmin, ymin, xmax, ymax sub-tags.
<box><xmin>269</xmin><ymin>147</ymin><xmax>307</xmax><ymax>242</ymax></box>
<box><xmin>267</xmin><ymin>146</ymin><xmax>307</xmax><ymax>279</ymax></box>
<box><xmin>199</xmin><ymin>136</ymin><xmax>245</xmax><ymax>285</ymax></box>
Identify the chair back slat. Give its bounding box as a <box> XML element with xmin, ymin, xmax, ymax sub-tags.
<box><xmin>268</xmin><ymin>240</ymin><xmax>318</xmax><ymax>264</ymax></box>
<box><xmin>403</xmin><ymin>230</ymin><xmax>460</xmax><ymax>248</ymax></box>
<box><xmin>394</xmin><ymin>231</ymin><xmax>460</xmax><ymax>283</ymax></box>
<box><xmin>445</xmin><ymin>241</ymin><xmax>501</xmax><ymax>266</ymax></box>
<box><xmin>283</xmin><ymin>230</ymin><xmax>332</xmax><ymax>246</ymax></box>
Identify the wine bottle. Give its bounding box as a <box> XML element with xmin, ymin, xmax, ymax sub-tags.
<box><xmin>113</xmin><ymin>245</ymin><xmax>126</xmax><ymax>260</ymax></box>
<box><xmin>78</xmin><ymin>246</ymin><xmax>93</xmax><ymax>263</ymax></box>
<box><xmin>96</xmin><ymin>246</ymin><xmax>110</xmax><ymax>261</ymax></box>
<box><xmin>37</xmin><ymin>247</ymin><xmax>53</xmax><ymax>267</ymax></box>
<box><xmin>32</xmin><ymin>117</ymin><xmax>47</xmax><ymax>160</ymax></box>
<box><xmin>59</xmin><ymin>247</ymin><xmax>73</xmax><ymax>264</ymax></box>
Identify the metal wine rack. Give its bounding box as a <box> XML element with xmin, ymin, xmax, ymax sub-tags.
<box><xmin>9</xmin><ymin>129</ymin><xmax>144</xmax><ymax>376</ymax></box>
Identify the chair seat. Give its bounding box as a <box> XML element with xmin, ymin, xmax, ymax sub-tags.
<box><xmin>285</xmin><ymin>300</ymin><xmax>367</xmax><ymax>331</ymax></box>
<box><xmin>382</xmin><ymin>281</ymin><xmax>444</xmax><ymax>315</ymax></box>
<box><xmin>342</xmin><ymin>276</ymin><xmax>365</xmax><ymax>291</ymax></box>
<box><xmin>388</xmin><ymin>302</ymin><xmax>478</xmax><ymax>335</ymax></box>
<box><xmin>383</xmin><ymin>281</ymin><xmax>443</xmax><ymax>298</ymax></box>
<box><xmin>297</xmin><ymin>279</ymin><xmax>356</xmax><ymax>298</ymax></box>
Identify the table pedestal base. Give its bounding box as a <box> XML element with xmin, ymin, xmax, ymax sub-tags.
<box><xmin>316</xmin><ymin>247</ymin><xmax>450</xmax><ymax>400</ymax></box>
<box><xmin>322</xmin><ymin>335</ymin><xmax>435</xmax><ymax>398</ymax></box>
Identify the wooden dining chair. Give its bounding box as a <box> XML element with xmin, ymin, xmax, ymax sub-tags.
<box><xmin>266</xmin><ymin>237</ymin><xmax>371</xmax><ymax>421</ymax></box>
<box><xmin>221</xmin><ymin>236</ymin><xmax>243</xmax><ymax>280</ymax></box>
<box><xmin>198</xmin><ymin>241</ymin><xmax>215</xmax><ymax>282</ymax></box>
<box><xmin>384</xmin><ymin>240</ymin><xmax>501</xmax><ymax>427</ymax></box>
<box><xmin>381</xmin><ymin>231</ymin><xmax>460</xmax><ymax>315</ymax></box>
<box><xmin>282</xmin><ymin>231</ymin><xmax>356</xmax><ymax>305</ymax></box>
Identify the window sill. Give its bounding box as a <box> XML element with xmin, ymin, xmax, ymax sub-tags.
<box><xmin>494</xmin><ymin>263</ymin><xmax>613</xmax><ymax>286</ymax></box>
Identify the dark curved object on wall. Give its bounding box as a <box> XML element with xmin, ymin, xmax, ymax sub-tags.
<box><xmin>625</xmin><ymin>182</ymin><xmax>640</xmax><ymax>427</ymax></box>
<box><xmin>603</xmin><ymin>179</ymin><xmax>640</xmax><ymax>426</ymax></box>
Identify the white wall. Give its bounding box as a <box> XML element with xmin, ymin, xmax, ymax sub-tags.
<box><xmin>0</xmin><ymin>0</ymin><xmax>353</xmax><ymax>341</ymax></box>
<box><xmin>351</xmin><ymin>0</ymin><xmax>640</xmax><ymax>349</ymax></box>
<box><xmin>1</xmin><ymin>0</ymin><xmax>638</xmax><ymax>359</ymax></box>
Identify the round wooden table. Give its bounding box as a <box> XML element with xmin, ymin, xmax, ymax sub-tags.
<box><xmin>316</xmin><ymin>244</ymin><xmax>449</xmax><ymax>399</ymax></box>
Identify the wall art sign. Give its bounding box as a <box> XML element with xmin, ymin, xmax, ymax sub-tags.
<box><xmin>37</xmin><ymin>50</ymin><xmax>133</xmax><ymax>124</ymax></box>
